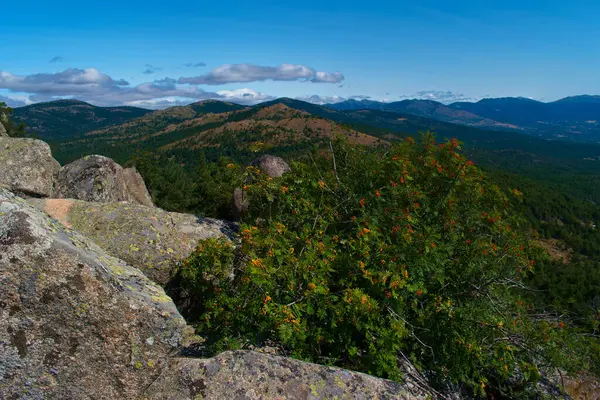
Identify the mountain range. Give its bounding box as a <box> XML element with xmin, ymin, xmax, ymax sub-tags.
<box><xmin>12</xmin><ymin>94</ymin><xmax>600</xmax><ymax>143</ymax></box>
<box><xmin>6</xmin><ymin>95</ymin><xmax>600</xmax><ymax>209</ymax></box>
<box><xmin>29</xmin><ymin>97</ymin><xmax>595</xmax><ymax>202</ymax></box>
<box><xmin>326</xmin><ymin>95</ymin><xmax>600</xmax><ymax>142</ymax></box>
<box><xmin>52</xmin><ymin>100</ymin><xmax>386</xmax><ymax>165</ymax></box>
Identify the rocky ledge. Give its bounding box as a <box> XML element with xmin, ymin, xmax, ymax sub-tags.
<box><xmin>28</xmin><ymin>198</ymin><xmax>235</xmax><ymax>286</ymax></box>
<box><xmin>0</xmin><ymin>188</ymin><xmax>429</xmax><ymax>399</ymax></box>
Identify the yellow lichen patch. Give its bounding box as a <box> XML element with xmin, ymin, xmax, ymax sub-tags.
<box><xmin>334</xmin><ymin>374</ymin><xmax>348</xmax><ymax>389</ymax></box>
<box><xmin>309</xmin><ymin>381</ymin><xmax>327</xmax><ymax>397</ymax></box>
<box><xmin>42</xmin><ymin>199</ymin><xmax>75</xmax><ymax>228</ymax></box>
<box><xmin>151</xmin><ymin>292</ymin><xmax>173</xmax><ymax>303</ymax></box>
<box><xmin>104</xmin><ymin>258</ymin><xmax>128</xmax><ymax>276</ymax></box>
<box><xmin>74</xmin><ymin>303</ymin><xmax>89</xmax><ymax>316</ymax></box>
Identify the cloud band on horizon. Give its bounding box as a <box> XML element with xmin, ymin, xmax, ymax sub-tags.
<box><xmin>0</xmin><ymin>64</ymin><xmax>347</xmax><ymax>108</ymax></box>
<box><xmin>178</xmin><ymin>63</ymin><xmax>345</xmax><ymax>85</ymax></box>
<box><xmin>0</xmin><ymin>68</ymin><xmax>279</xmax><ymax>108</ymax></box>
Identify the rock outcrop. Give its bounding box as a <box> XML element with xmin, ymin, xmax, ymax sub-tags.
<box><xmin>0</xmin><ymin>137</ymin><xmax>61</xmax><ymax>197</ymax></box>
<box><xmin>147</xmin><ymin>350</ymin><xmax>430</xmax><ymax>399</ymax></box>
<box><xmin>2</xmin><ymin>137</ymin><xmax>589</xmax><ymax>399</ymax></box>
<box><xmin>562</xmin><ymin>374</ymin><xmax>600</xmax><ymax>400</ymax></box>
<box><xmin>122</xmin><ymin>166</ymin><xmax>155</xmax><ymax>207</ymax></box>
<box><xmin>231</xmin><ymin>155</ymin><xmax>291</xmax><ymax>220</ymax></box>
<box><xmin>0</xmin><ymin>121</ymin><xmax>7</xmax><ymax>137</ymax></box>
<box><xmin>249</xmin><ymin>154</ymin><xmax>291</xmax><ymax>178</ymax></box>
<box><xmin>28</xmin><ymin>198</ymin><xmax>235</xmax><ymax>286</ymax></box>
<box><xmin>231</xmin><ymin>187</ymin><xmax>249</xmax><ymax>221</ymax></box>
<box><xmin>54</xmin><ymin>155</ymin><xmax>154</xmax><ymax>206</ymax></box>
<box><xmin>0</xmin><ymin>188</ymin><xmax>194</xmax><ymax>399</ymax></box>
<box><xmin>0</xmin><ymin>187</ymin><xmax>431</xmax><ymax>399</ymax></box>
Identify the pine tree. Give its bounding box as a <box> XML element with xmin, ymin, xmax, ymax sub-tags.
<box><xmin>0</xmin><ymin>102</ymin><xmax>29</xmax><ymax>138</ymax></box>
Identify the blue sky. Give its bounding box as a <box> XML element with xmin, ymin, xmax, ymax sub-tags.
<box><xmin>1</xmin><ymin>0</ymin><xmax>599</xmax><ymax>108</ymax></box>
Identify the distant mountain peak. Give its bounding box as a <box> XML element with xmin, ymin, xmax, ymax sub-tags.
<box><xmin>397</xmin><ymin>91</ymin><xmax>483</xmax><ymax>104</ymax></box>
<box><xmin>254</xmin><ymin>103</ymin><xmax>310</xmax><ymax>118</ymax></box>
<box><xmin>553</xmin><ymin>95</ymin><xmax>600</xmax><ymax>104</ymax></box>
<box><xmin>476</xmin><ymin>97</ymin><xmax>542</xmax><ymax>104</ymax></box>
<box><xmin>29</xmin><ymin>99</ymin><xmax>93</xmax><ymax>108</ymax></box>
<box><xmin>192</xmin><ymin>99</ymin><xmax>231</xmax><ymax>105</ymax></box>
<box><xmin>12</xmin><ymin>99</ymin><xmax>152</xmax><ymax>140</ymax></box>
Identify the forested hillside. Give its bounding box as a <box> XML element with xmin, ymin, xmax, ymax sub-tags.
<box><xmin>11</xmin><ymin>99</ymin><xmax>151</xmax><ymax>140</ymax></box>
<box><xmin>51</xmin><ymin>101</ymin><xmax>385</xmax><ymax>165</ymax></box>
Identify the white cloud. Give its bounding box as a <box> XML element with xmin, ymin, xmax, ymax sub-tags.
<box><xmin>295</xmin><ymin>94</ymin><xmax>347</xmax><ymax>105</ymax></box>
<box><xmin>216</xmin><ymin>88</ymin><xmax>276</xmax><ymax>105</ymax></box>
<box><xmin>179</xmin><ymin>63</ymin><xmax>344</xmax><ymax>85</ymax></box>
<box><xmin>311</xmin><ymin>71</ymin><xmax>345</xmax><ymax>83</ymax></box>
<box><xmin>397</xmin><ymin>91</ymin><xmax>484</xmax><ymax>104</ymax></box>
<box><xmin>0</xmin><ymin>67</ymin><xmax>348</xmax><ymax>109</ymax></box>
<box><xmin>295</xmin><ymin>94</ymin><xmax>373</xmax><ymax>105</ymax></box>
<box><xmin>0</xmin><ymin>94</ymin><xmax>30</xmax><ymax>107</ymax></box>
<box><xmin>0</xmin><ymin>68</ymin><xmax>229</xmax><ymax>107</ymax></box>
<box><xmin>0</xmin><ymin>68</ymin><xmax>128</xmax><ymax>96</ymax></box>
<box><xmin>124</xmin><ymin>97</ymin><xmax>195</xmax><ymax>109</ymax></box>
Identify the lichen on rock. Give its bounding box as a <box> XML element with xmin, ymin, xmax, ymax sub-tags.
<box><xmin>146</xmin><ymin>351</ymin><xmax>431</xmax><ymax>400</ymax></box>
<box><xmin>0</xmin><ymin>188</ymin><xmax>194</xmax><ymax>399</ymax></box>
<box><xmin>0</xmin><ymin>120</ymin><xmax>7</xmax><ymax>137</ymax></box>
<box><xmin>28</xmin><ymin>198</ymin><xmax>236</xmax><ymax>286</ymax></box>
<box><xmin>249</xmin><ymin>154</ymin><xmax>291</xmax><ymax>178</ymax></box>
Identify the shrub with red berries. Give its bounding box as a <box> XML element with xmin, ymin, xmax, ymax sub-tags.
<box><xmin>180</xmin><ymin>134</ymin><xmax>600</xmax><ymax>398</ymax></box>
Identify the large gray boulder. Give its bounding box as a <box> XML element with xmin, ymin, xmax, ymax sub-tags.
<box><xmin>0</xmin><ymin>188</ymin><xmax>194</xmax><ymax>399</ymax></box>
<box><xmin>249</xmin><ymin>154</ymin><xmax>291</xmax><ymax>178</ymax></box>
<box><xmin>0</xmin><ymin>137</ymin><xmax>61</xmax><ymax>197</ymax></box>
<box><xmin>0</xmin><ymin>121</ymin><xmax>7</xmax><ymax>137</ymax></box>
<box><xmin>0</xmin><ymin>187</ymin><xmax>432</xmax><ymax>399</ymax></box>
<box><xmin>54</xmin><ymin>155</ymin><xmax>154</xmax><ymax>206</ymax></box>
<box><xmin>28</xmin><ymin>198</ymin><xmax>235</xmax><ymax>286</ymax></box>
<box><xmin>147</xmin><ymin>351</ymin><xmax>430</xmax><ymax>399</ymax></box>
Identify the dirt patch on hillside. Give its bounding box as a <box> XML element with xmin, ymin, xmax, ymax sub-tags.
<box><xmin>534</xmin><ymin>238</ymin><xmax>572</xmax><ymax>264</ymax></box>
